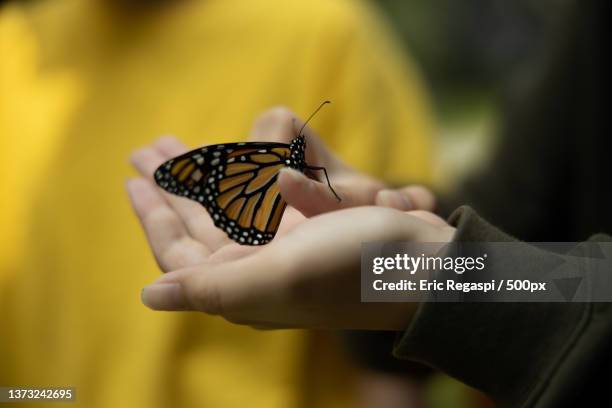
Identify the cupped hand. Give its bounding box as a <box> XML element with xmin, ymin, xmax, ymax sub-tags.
<box><xmin>127</xmin><ymin>136</ymin><xmax>306</xmax><ymax>271</ymax></box>
<box><xmin>250</xmin><ymin>107</ymin><xmax>436</xmax><ymax>216</ymax></box>
<box><xmin>127</xmin><ymin>106</ymin><xmax>435</xmax><ymax>272</ymax></box>
<box><xmin>127</xmin><ymin>106</ymin><xmax>448</xmax><ymax>330</ymax></box>
<box><xmin>139</xmin><ymin>206</ymin><xmax>455</xmax><ymax>330</ymax></box>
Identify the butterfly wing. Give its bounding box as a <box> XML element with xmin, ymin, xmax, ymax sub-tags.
<box><xmin>154</xmin><ymin>142</ymin><xmax>292</xmax><ymax>245</ymax></box>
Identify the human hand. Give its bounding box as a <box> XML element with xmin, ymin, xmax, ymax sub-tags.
<box><xmin>128</xmin><ymin>107</ymin><xmax>449</xmax><ymax>330</ymax></box>
<box><xmin>251</xmin><ymin>107</ymin><xmax>436</xmax><ymax>216</ymax></box>
<box><xmin>127</xmin><ymin>107</ymin><xmax>435</xmax><ymax>271</ymax></box>
<box><xmin>139</xmin><ymin>206</ymin><xmax>455</xmax><ymax>330</ymax></box>
<box><xmin>127</xmin><ymin>136</ymin><xmax>306</xmax><ymax>271</ymax></box>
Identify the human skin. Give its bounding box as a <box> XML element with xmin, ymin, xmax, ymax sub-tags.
<box><xmin>126</xmin><ymin>108</ymin><xmax>454</xmax><ymax>330</ymax></box>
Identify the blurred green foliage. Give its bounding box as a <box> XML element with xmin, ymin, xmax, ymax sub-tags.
<box><xmin>377</xmin><ymin>0</ymin><xmax>569</xmax><ymax>96</ymax></box>
<box><xmin>376</xmin><ymin>0</ymin><xmax>572</xmax><ymax>187</ymax></box>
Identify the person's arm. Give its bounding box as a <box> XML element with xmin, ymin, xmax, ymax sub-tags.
<box><xmin>129</xmin><ymin>182</ymin><xmax>612</xmax><ymax>406</ymax></box>
<box><xmin>127</xmin><ymin>110</ymin><xmax>612</xmax><ymax>406</ymax></box>
<box><xmin>395</xmin><ymin>206</ymin><xmax>612</xmax><ymax>407</ymax></box>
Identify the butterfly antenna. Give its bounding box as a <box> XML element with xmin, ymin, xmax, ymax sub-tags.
<box><xmin>298</xmin><ymin>100</ymin><xmax>330</xmax><ymax>137</ymax></box>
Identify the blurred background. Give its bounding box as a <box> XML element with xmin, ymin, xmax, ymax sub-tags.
<box><xmin>378</xmin><ymin>0</ymin><xmax>573</xmax><ymax>191</ymax></box>
<box><xmin>360</xmin><ymin>1</ymin><xmax>574</xmax><ymax>406</ymax></box>
<box><xmin>0</xmin><ymin>0</ymin><xmax>574</xmax><ymax>407</ymax></box>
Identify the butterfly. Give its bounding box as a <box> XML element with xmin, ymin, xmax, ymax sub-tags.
<box><xmin>153</xmin><ymin>101</ymin><xmax>340</xmax><ymax>246</ymax></box>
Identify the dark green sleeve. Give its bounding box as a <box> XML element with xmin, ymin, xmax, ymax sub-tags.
<box><xmin>393</xmin><ymin>206</ymin><xmax>612</xmax><ymax>407</ymax></box>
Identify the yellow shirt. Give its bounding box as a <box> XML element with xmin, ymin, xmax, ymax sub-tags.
<box><xmin>0</xmin><ymin>0</ymin><xmax>433</xmax><ymax>407</ymax></box>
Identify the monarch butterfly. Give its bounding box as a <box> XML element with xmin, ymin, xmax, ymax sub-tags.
<box><xmin>154</xmin><ymin>101</ymin><xmax>340</xmax><ymax>246</ymax></box>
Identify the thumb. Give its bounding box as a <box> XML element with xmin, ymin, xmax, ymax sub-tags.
<box><xmin>141</xmin><ymin>253</ymin><xmax>285</xmax><ymax>316</ymax></box>
<box><xmin>375</xmin><ymin>185</ymin><xmax>436</xmax><ymax>212</ymax></box>
<box><xmin>141</xmin><ymin>268</ymin><xmax>196</xmax><ymax>311</ymax></box>
<box><xmin>140</xmin><ymin>266</ymin><xmax>229</xmax><ymax>313</ymax></box>
<box><xmin>278</xmin><ymin>168</ymin><xmax>379</xmax><ymax>217</ymax></box>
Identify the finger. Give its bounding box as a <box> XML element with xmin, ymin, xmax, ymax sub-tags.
<box><xmin>406</xmin><ymin>210</ymin><xmax>448</xmax><ymax>227</ymax></box>
<box><xmin>141</xmin><ymin>248</ymin><xmax>282</xmax><ymax>313</ymax></box>
<box><xmin>130</xmin><ymin>141</ymin><xmax>227</xmax><ymax>250</ymax></box>
<box><xmin>278</xmin><ymin>168</ymin><xmax>381</xmax><ymax>217</ymax></box>
<box><xmin>130</xmin><ymin>136</ymin><xmax>187</xmax><ymax>180</ymax></box>
<box><xmin>249</xmin><ymin>106</ymin><xmax>341</xmax><ymax>171</ymax></box>
<box><xmin>141</xmin><ymin>266</ymin><xmax>205</xmax><ymax>311</ymax></box>
<box><xmin>375</xmin><ymin>185</ymin><xmax>436</xmax><ymax>212</ymax></box>
<box><xmin>154</xmin><ymin>137</ymin><xmax>245</xmax><ymax>249</ymax></box>
<box><xmin>129</xmin><ymin>145</ymin><xmax>206</xmax><ymax>231</ymax></box>
<box><xmin>248</xmin><ymin>323</ymin><xmax>298</xmax><ymax>330</ymax></box>
<box><xmin>152</xmin><ymin>135</ymin><xmax>188</xmax><ymax>158</ymax></box>
<box><xmin>130</xmin><ymin>144</ymin><xmax>171</xmax><ymax>180</ymax></box>
<box><xmin>375</xmin><ymin>190</ymin><xmax>414</xmax><ymax>211</ymax></box>
<box><xmin>249</xmin><ymin>107</ymin><xmax>296</xmax><ymax>143</ymax></box>
<box><xmin>141</xmin><ymin>282</ymin><xmax>190</xmax><ymax>311</ymax></box>
<box><xmin>126</xmin><ymin>178</ymin><xmax>208</xmax><ymax>270</ymax></box>
<box><xmin>154</xmin><ymin>137</ymin><xmax>238</xmax><ymax>249</ymax></box>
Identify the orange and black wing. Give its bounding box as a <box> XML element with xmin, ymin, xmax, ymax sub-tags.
<box><xmin>154</xmin><ymin>142</ymin><xmax>292</xmax><ymax>245</ymax></box>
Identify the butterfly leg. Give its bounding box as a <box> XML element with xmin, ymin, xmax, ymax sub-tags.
<box><xmin>304</xmin><ymin>165</ymin><xmax>342</xmax><ymax>202</ymax></box>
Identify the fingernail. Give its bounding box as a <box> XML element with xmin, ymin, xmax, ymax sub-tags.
<box><xmin>377</xmin><ymin>190</ymin><xmax>413</xmax><ymax>211</ymax></box>
<box><xmin>141</xmin><ymin>283</ymin><xmax>188</xmax><ymax>310</ymax></box>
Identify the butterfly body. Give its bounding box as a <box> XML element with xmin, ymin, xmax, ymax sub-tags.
<box><xmin>154</xmin><ymin>136</ymin><xmax>307</xmax><ymax>245</ymax></box>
